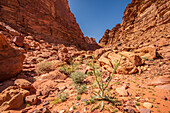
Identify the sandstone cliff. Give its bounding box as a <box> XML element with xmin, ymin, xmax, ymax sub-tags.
<box><xmin>0</xmin><ymin>0</ymin><xmax>100</xmax><ymax>50</ymax></box>
<box><xmin>99</xmin><ymin>0</ymin><xmax>170</xmax><ymax>48</ymax></box>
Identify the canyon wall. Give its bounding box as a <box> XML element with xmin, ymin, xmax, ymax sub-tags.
<box><xmin>0</xmin><ymin>0</ymin><xmax>99</xmax><ymax>50</ymax></box>
<box><xmin>99</xmin><ymin>0</ymin><xmax>170</xmax><ymax>48</ymax></box>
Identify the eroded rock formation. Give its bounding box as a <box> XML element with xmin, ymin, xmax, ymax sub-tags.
<box><xmin>99</xmin><ymin>0</ymin><xmax>170</xmax><ymax>49</ymax></box>
<box><xmin>0</xmin><ymin>0</ymin><xmax>100</xmax><ymax>50</ymax></box>
<box><xmin>0</xmin><ymin>33</ymin><xmax>25</xmax><ymax>81</ymax></box>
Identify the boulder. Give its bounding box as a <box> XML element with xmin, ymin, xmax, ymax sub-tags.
<box><xmin>25</xmin><ymin>95</ymin><xmax>38</xmax><ymax>105</ymax></box>
<box><xmin>133</xmin><ymin>46</ymin><xmax>157</xmax><ymax>59</ymax></box>
<box><xmin>120</xmin><ymin>52</ymin><xmax>144</xmax><ymax>66</ymax></box>
<box><xmin>0</xmin><ymin>33</ymin><xmax>25</xmax><ymax>81</ymax></box>
<box><xmin>13</xmin><ymin>36</ymin><xmax>24</xmax><ymax>47</ymax></box>
<box><xmin>0</xmin><ymin>86</ymin><xmax>30</xmax><ymax>112</ymax></box>
<box><xmin>33</xmin><ymin>79</ymin><xmax>58</xmax><ymax>96</ymax></box>
<box><xmin>94</xmin><ymin>48</ymin><xmax>111</xmax><ymax>59</ymax></box>
<box><xmin>14</xmin><ymin>79</ymin><xmax>33</xmax><ymax>90</ymax></box>
<box><xmin>98</xmin><ymin>51</ymin><xmax>143</xmax><ymax>74</ymax></box>
<box><xmin>143</xmin><ymin>102</ymin><xmax>153</xmax><ymax>109</ymax></box>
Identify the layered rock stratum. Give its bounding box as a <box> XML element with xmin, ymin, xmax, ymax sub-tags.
<box><xmin>99</xmin><ymin>0</ymin><xmax>170</xmax><ymax>49</ymax></box>
<box><xmin>0</xmin><ymin>0</ymin><xmax>100</xmax><ymax>50</ymax></box>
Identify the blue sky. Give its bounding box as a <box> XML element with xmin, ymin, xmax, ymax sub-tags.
<box><xmin>68</xmin><ymin>0</ymin><xmax>132</xmax><ymax>43</ymax></box>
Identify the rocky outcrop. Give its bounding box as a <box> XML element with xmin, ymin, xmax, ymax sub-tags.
<box><xmin>0</xmin><ymin>86</ymin><xmax>30</xmax><ymax>111</ymax></box>
<box><xmin>99</xmin><ymin>0</ymin><xmax>170</xmax><ymax>49</ymax></box>
<box><xmin>0</xmin><ymin>0</ymin><xmax>100</xmax><ymax>50</ymax></box>
<box><xmin>0</xmin><ymin>33</ymin><xmax>25</xmax><ymax>81</ymax></box>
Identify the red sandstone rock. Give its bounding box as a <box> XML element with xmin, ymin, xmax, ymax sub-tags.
<box><xmin>99</xmin><ymin>0</ymin><xmax>170</xmax><ymax>49</ymax></box>
<box><xmin>13</xmin><ymin>36</ymin><xmax>24</xmax><ymax>47</ymax></box>
<box><xmin>0</xmin><ymin>86</ymin><xmax>30</xmax><ymax>112</ymax></box>
<box><xmin>0</xmin><ymin>33</ymin><xmax>25</xmax><ymax>81</ymax></box>
<box><xmin>25</xmin><ymin>95</ymin><xmax>38</xmax><ymax>105</ymax></box>
<box><xmin>0</xmin><ymin>0</ymin><xmax>99</xmax><ymax>50</ymax></box>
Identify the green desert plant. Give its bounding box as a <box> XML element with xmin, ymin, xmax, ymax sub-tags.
<box><xmin>51</xmin><ymin>91</ymin><xmax>68</xmax><ymax>104</ymax></box>
<box><xmin>136</xmin><ymin>102</ymin><xmax>140</xmax><ymax>106</ymax></box>
<box><xmin>59</xmin><ymin>65</ymin><xmax>72</xmax><ymax>75</ymax></box>
<box><xmin>76</xmin><ymin>95</ymin><xmax>81</xmax><ymax>100</ymax></box>
<box><xmin>87</xmin><ymin>71</ymin><xmax>93</xmax><ymax>76</ymax></box>
<box><xmin>75</xmin><ymin>84</ymin><xmax>87</xmax><ymax>94</ymax></box>
<box><xmin>90</xmin><ymin>55</ymin><xmax>121</xmax><ymax>111</ymax></box>
<box><xmin>71</xmin><ymin>71</ymin><xmax>86</xmax><ymax>84</ymax></box>
<box><xmin>141</xmin><ymin>57</ymin><xmax>148</xmax><ymax>60</ymax></box>
<box><xmin>35</xmin><ymin>61</ymin><xmax>53</xmax><ymax>74</ymax></box>
<box><xmin>26</xmin><ymin>103</ymin><xmax>30</xmax><ymax>107</ymax></box>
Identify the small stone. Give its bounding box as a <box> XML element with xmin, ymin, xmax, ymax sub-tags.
<box><xmin>41</xmin><ymin>107</ymin><xmax>51</xmax><ymax>113</ymax></box>
<box><xmin>140</xmin><ymin>109</ymin><xmax>151</xmax><ymax>113</ymax></box>
<box><xmin>81</xmin><ymin>99</ymin><xmax>88</xmax><ymax>102</ymax></box>
<box><xmin>69</xmin><ymin>107</ymin><xmax>73</xmax><ymax>111</ymax></box>
<box><xmin>116</xmin><ymin>86</ymin><xmax>129</xmax><ymax>97</ymax></box>
<box><xmin>58</xmin><ymin>85</ymin><xmax>66</xmax><ymax>91</ymax></box>
<box><xmin>59</xmin><ymin>110</ymin><xmax>65</xmax><ymax>113</ymax></box>
<box><xmin>161</xmin><ymin>96</ymin><xmax>168</xmax><ymax>100</ymax></box>
<box><xmin>143</xmin><ymin>102</ymin><xmax>153</xmax><ymax>109</ymax></box>
<box><xmin>128</xmin><ymin>109</ymin><xmax>135</xmax><ymax>113</ymax></box>
<box><xmin>76</xmin><ymin>102</ymin><xmax>80</xmax><ymax>106</ymax></box>
<box><xmin>75</xmin><ymin>111</ymin><xmax>80</xmax><ymax>113</ymax></box>
<box><xmin>124</xmin><ymin>107</ymin><xmax>135</xmax><ymax>113</ymax></box>
<box><xmin>84</xmin><ymin>107</ymin><xmax>88</xmax><ymax>112</ymax></box>
<box><xmin>25</xmin><ymin>95</ymin><xmax>38</xmax><ymax>105</ymax></box>
<box><xmin>43</xmin><ymin>101</ymin><xmax>49</xmax><ymax>106</ymax></box>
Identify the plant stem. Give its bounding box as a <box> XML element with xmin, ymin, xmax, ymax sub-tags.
<box><xmin>104</xmin><ymin>59</ymin><xmax>121</xmax><ymax>91</ymax></box>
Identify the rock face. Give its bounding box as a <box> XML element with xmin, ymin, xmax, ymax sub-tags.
<box><xmin>0</xmin><ymin>33</ymin><xmax>25</xmax><ymax>81</ymax></box>
<box><xmin>0</xmin><ymin>0</ymin><xmax>100</xmax><ymax>50</ymax></box>
<box><xmin>0</xmin><ymin>86</ymin><xmax>30</xmax><ymax>111</ymax></box>
<box><xmin>99</xmin><ymin>0</ymin><xmax>170</xmax><ymax>48</ymax></box>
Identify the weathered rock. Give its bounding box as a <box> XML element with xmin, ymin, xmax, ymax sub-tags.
<box><xmin>158</xmin><ymin>38</ymin><xmax>169</xmax><ymax>47</ymax></box>
<box><xmin>25</xmin><ymin>95</ymin><xmax>38</xmax><ymax>105</ymax></box>
<box><xmin>0</xmin><ymin>86</ymin><xmax>30</xmax><ymax>111</ymax></box>
<box><xmin>13</xmin><ymin>36</ymin><xmax>24</xmax><ymax>47</ymax></box>
<box><xmin>155</xmin><ymin>84</ymin><xmax>170</xmax><ymax>90</ymax></box>
<box><xmin>99</xmin><ymin>0</ymin><xmax>170</xmax><ymax>49</ymax></box>
<box><xmin>120</xmin><ymin>52</ymin><xmax>144</xmax><ymax>66</ymax></box>
<box><xmin>94</xmin><ymin>48</ymin><xmax>111</xmax><ymax>59</ymax></box>
<box><xmin>33</xmin><ymin>79</ymin><xmax>58</xmax><ymax>96</ymax></box>
<box><xmin>14</xmin><ymin>79</ymin><xmax>33</xmax><ymax>89</ymax></box>
<box><xmin>133</xmin><ymin>46</ymin><xmax>157</xmax><ymax>59</ymax></box>
<box><xmin>0</xmin><ymin>0</ymin><xmax>99</xmax><ymax>50</ymax></box>
<box><xmin>40</xmin><ymin>70</ymin><xmax>67</xmax><ymax>80</ymax></box>
<box><xmin>147</xmin><ymin>75</ymin><xmax>170</xmax><ymax>86</ymax></box>
<box><xmin>116</xmin><ymin>86</ymin><xmax>129</xmax><ymax>97</ymax></box>
<box><xmin>143</xmin><ymin>102</ymin><xmax>153</xmax><ymax>109</ymax></box>
<box><xmin>0</xmin><ymin>33</ymin><xmax>25</xmax><ymax>81</ymax></box>
<box><xmin>98</xmin><ymin>51</ymin><xmax>143</xmax><ymax>74</ymax></box>
<box><xmin>140</xmin><ymin>109</ymin><xmax>151</xmax><ymax>113</ymax></box>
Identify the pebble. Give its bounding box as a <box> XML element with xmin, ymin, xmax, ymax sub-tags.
<box><xmin>43</xmin><ymin>101</ymin><xmax>49</xmax><ymax>106</ymax></box>
<box><xmin>83</xmin><ymin>107</ymin><xmax>88</xmax><ymax>112</ymax></box>
<box><xmin>143</xmin><ymin>102</ymin><xmax>153</xmax><ymax>109</ymax></box>
<box><xmin>76</xmin><ymin>102</ymin><xmax>80</xmax><ymax>106</ymax></box>
<box><xmin>140</xmin><ymin>109</ymin><xmax>151</xmax><ymax>113</ymax></box>
<box><xmin>59</xmin><ymin>110</ymin><xmax>65</xmax><ymax>113</ymax></box>
<box><xmin>81</xmin><ymin>99</ymin><xmax>88</xmax><ymax>102</ymax></box>
<box><xmin>69</xmin><ymin>107</ymin><xmax>73</xmax><ymax>111</ymax></box>
<box><xmin>161</xmin><ymin>96</ymin><xmax>168</xmax><ymax>100</ymax></box>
